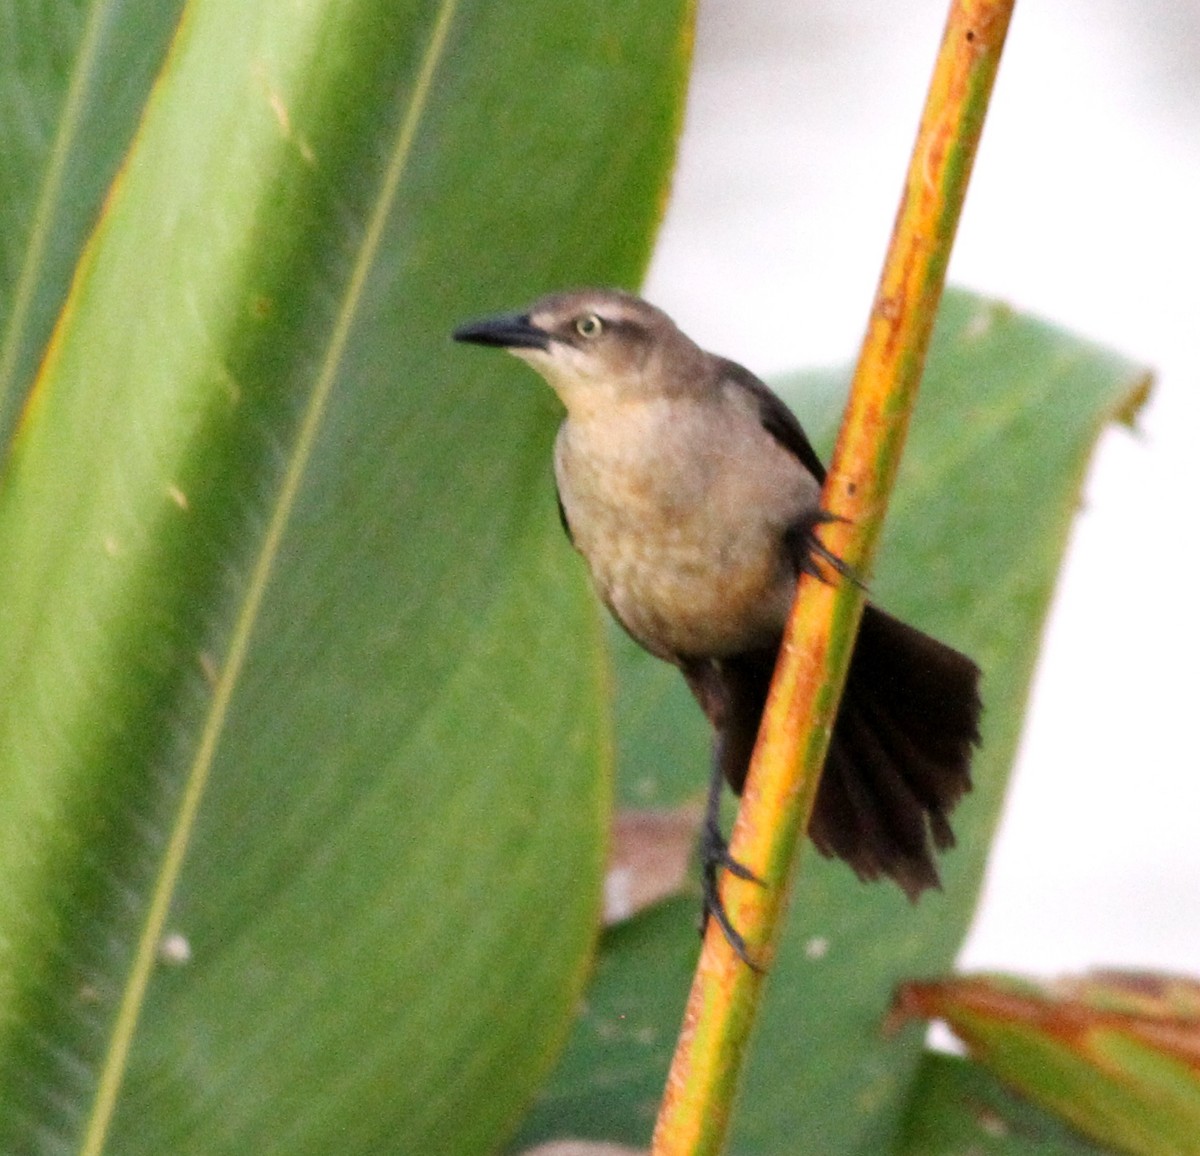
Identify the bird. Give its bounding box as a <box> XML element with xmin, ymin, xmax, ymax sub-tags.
<box><xmin>454</xmin><ymin>288</ymin><xmax>981</xmax><ymax>961</ymax></box>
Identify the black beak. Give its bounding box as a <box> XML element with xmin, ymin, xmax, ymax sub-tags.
<box><xmin>452</xmin><ymin>311</ymin><xmax>550</xmax><ymax>351</ymax></box>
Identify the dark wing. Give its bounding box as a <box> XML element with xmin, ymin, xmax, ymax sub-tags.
<box><xmin>717</xmin><ymin>358</ymin><xmax>827</xmax><ymax>484</ymax></box>
<box><xmin>555</xmin><ymin>486</ymin><xmax>574</xmax><ymax>546</ymax></box>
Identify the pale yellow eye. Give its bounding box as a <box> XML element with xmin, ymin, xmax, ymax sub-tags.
<box><xmin>575</xmin><ymin>314</ymin><xmax>604</xmax><ymax>338</ymax></box>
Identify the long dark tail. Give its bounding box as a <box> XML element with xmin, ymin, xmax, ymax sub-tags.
<box><xmin>710</xmin><ymin>604</ymin><xmax>981</xmax><ymax>899</ymax></box>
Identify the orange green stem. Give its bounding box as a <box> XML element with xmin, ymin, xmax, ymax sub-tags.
<box><xmin>650</xmin><ymin>2</ymin><xmax>1016</xmax><ymax>1151</ymax></box>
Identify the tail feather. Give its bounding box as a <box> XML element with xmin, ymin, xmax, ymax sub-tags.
<box><xmin>821</xmin><ymin>729</ymin><xmax>930</xmax><ymax>885</ymax></box>
<box><xmin>702</xmin><ymin>603</ymin><xmax>981</xmax><ymax>900</ymax></box>
<box><xmin>813</xmin><ymin>603</ymin><xmax>980</xmax><ymax>896</ymax></box>
<box><xmin>814</xmin><ymin>695</ymin><xmax>943</xmax><ymax>896</ymax></box>
<box><xmin>850</xmin><ymin>605</ymin><xmax>981</xmax><ymax>776</ymax></box>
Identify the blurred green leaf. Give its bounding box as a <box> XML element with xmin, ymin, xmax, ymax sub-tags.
<box><xmin>0</xmin><ymin>1</ymin><xmax>694</xmax><ymax>1152</ymax></box>
<box><xmin>895</xmin><ymin>1052</ymin><xmax>1117</xmax><ymax>1155</ymax></box>
<box><xmin>894</xmin><ymin>973</ymin><xmax>1200</xmax><ymax>1156</ymax></box>
<box><xmin>510</xmin><ymin>290</ymin><xmax>1152</xmax><ymax>1153</ymax></box>
<box><xmin>0</xmin><ymin>0</ymin><xmax>186</xmax><ymax>446</ymax></box>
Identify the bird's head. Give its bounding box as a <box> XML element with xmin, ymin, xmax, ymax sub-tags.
<box><xmin>453</xmin><ymin>289</ymin><xmax>704</xmax><ymax>417</ymax></box>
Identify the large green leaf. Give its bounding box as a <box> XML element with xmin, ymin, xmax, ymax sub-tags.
<box><xmin>0</xmin><ymin>1</ymin><xmax>694</xmax><ymax>1152</ymax></box>
<box><xmin>510</xmin><ymin>290</ymin><xmax>1151</xmax><ymax>1153</ymax></box>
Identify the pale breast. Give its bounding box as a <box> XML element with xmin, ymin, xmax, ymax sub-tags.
<box><xmin>554</xmin><ymin>397</ymin><xmax>819</xmax><ymax>659</ymax></box>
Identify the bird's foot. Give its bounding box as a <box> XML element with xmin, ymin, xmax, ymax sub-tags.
<box><xmin>699</xmin><ymin>818</ymin><xmax>765</xmax><ymax>970</ymax></box>
<box><xmin>796</xmin><ymin>509</ymin><xmax>865</xmax><ymax>589</ymax></box>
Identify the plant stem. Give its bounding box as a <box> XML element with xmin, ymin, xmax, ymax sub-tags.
<box><xmin>650</xmin><ymin>2</ymin><xmax>1016</xmax><ymax>1151</ymax></box>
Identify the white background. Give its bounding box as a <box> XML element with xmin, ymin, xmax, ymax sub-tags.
<box><xmin>645</xmin><ymin>0</ymin><xmax>1200</xmax><ymax>976</ymax></box>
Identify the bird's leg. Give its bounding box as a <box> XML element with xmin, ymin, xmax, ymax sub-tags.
<box><xmin>699</xmin><ymin>743</ymin><xmax>764</xmax><ymax>969</ymax></box>
<box><xmin>680</xmin><ymin>657</ymin><xmax>765</xmax><ymax>968</ymax></box>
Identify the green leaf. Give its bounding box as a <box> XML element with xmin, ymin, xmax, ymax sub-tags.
<box><xmin>0</xmin><ymin>1</ymin><xmax>693</xmax><ymax>1153</ymax></box>
<box><xmin>895</xmin><ymin>1052</ymin><xmax>1117</xmax><ymax>1155</ymax></box>
<box><xmin>509</xmin><ymin>289</ymin><xmax>1152</xmax><ymax>1153</ymax></box>
<box><xmin>894</xmin><ymin>973</ymin><xmax>1200</xmax><ymax>1156</ymax></box>
<box><xmin>0</xmin><ymin>0</ymin><xmax>186</xmax><ymax>446</ymax></box>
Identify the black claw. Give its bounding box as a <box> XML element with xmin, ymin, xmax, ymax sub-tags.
<box><xmin>698</xmin><ymin>819</ymin><xmax>765</xmax><ymax>969</ymax></box>
<box><xmin>701</xmin><ymin>819</ymin><xmax>763</xmax><ymax>884</ymax></box>
<box><xmin>701</xmin><ymin>865</ymin><xmax>757</xmax><ymax>967</ymax></box>
<box><xmin>785</xmin><ymin>508</ymin><xmax>865</xmax><ymax>590</ymax></box>
<box><xmin>801</xmin><ymin>510</ymin><xmax>865</xmax><ymax>589</ymax></box>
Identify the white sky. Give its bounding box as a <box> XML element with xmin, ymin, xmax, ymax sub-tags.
<box><xmin>646</xmin><ymin>0</ymin><xmax>1200</xmax><ymax>976</ymax></box>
